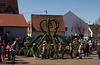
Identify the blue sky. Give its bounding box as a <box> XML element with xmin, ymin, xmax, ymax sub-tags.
<box><xmin>18</xmin><ymin>0</ymin><xmax>100</xmax><ymax>24</ymax></box>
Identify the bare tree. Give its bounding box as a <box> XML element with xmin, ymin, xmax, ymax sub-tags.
<box><xmin>93</xmin><ymin>17</ymin><xmax>100</xmax><ymax>41</ymax></box>
<box><xmin>73</xmin><ymin>19</ymin><xmax>86</xmax><ymax>38</ymax></box>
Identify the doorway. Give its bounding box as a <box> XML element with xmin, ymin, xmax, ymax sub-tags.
<box><xmin>0</xmin><ymin>26</ymin><xmax>4</xmax><ymax>36</ymax></box>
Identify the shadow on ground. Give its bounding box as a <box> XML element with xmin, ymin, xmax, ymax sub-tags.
<box><xmin>15</xmin><ymin>60</ymin><xmax>24</xmax><ymax>61</ymax></box>
<box><xmin>2</xmin><ymin>62</ymin><xmax>29</xmax><ymax>64</ymax></box>
<box><xmin>83</xmin><ymin>58</ymin><xmax>93</xmax><ymax>59</ymax></box>
<box><xmin>16</xmin><ymin>56</ymin><xmax>32</xmax><ymax>58</ymax></box>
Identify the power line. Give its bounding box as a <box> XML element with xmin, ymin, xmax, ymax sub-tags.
<box><xmin>21</xmin><ymin>10</ymin><xmax>47</xmax><ymax>14</ymax></box>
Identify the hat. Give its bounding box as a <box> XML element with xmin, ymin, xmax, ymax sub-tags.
<box><xmin>69</xmin><ymin>43</ymin><xmax>71</xmax><ymax>45</ymax></box>
<box><xmin>16</xmin><ymin>38</ymin><xmax>18</xmax><ymax>41</ymax></box>
<box><xmin>43</xmin><ymin>41</ymin><xmax>46</xmax><ymax>43</ymax></box>
<box><xmin>33</xmin><ymin>43</ymin><xmax>35</xmax><ymax>46</ymax></box>
<box><xmin>43</xmin><ymin>44</ymin><xmax>45</xmax><ymax>45</ymax></box>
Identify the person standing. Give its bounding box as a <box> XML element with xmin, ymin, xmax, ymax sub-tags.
<box><xmin>6</xmin><ymin>43</ymin><xmax>11</xmax><ymax>60</ymax></box>
<box><xmin>3</xmin><ymin>40</ymin><xmax>6</xmax><ymax>58</ymax></box>
<box><xmin>9</xmin><ymin>44</ymin><xmax>16</xmax><ymax>64</ymax></box>
<box><xmin>89</xmin><ymin>41</ymin><xmax>92</xmax><ymax>54</ymax></box>
<box><xmin>84</xmin><ymin>42</ymin><xmax>89</xmax><ymax>57</ymax></box>
<box><xmin>0</xmin><ymin>36</ymin><xmax>2</xmax><ymax>63</ymax></box>
<box><xmin>78</xmin><ymin>44</ymin><xmax>82</xmax><ymax>59</ymax></box>
<box><xmin>42</xmin><ymin>44</ymin><xmax>46</xmax><ymax>59</ymax></box>
<box><xmin>58</xmin><ymin>43</ymin><xmax>63</xmax><ymax>59</ymax></box>
<box><xmin>97</xmin><ymin>42</ymin><xmax>100</xmax><ymax>59</ymax></box>
<box><xmin>1</xmin><ymin>43</ymin><xmax>4</xmax><ymax>61</ymax></box>
<box><xmin>0</xmin><ymin>43</ymin><xmax>2</xmax><ymax>63</ymax></box>
<box><xmin>69</xmin><ymin>43</ymin><xmax>74</xmax><ymax>59</ymax></box>
<box><xmin>32</xmin><ymin>43</ymin><xmax>37</xmax><ymax>59</ymax></box>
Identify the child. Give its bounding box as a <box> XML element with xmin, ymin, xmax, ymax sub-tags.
<box><xmin>1</xmin><ymin>43</ymin><xmax>4</xmax><ymax>61</ymax></box>
<box><xmin>42</xmin><ymin>44</ymin><xmax>46</xmax><ymax>59</ymax></box>
<box><xmin>10</xmin><ymin>44</ymin><xmax>16</xmax><ymax>64</ymax></box>
<box><xmin>6</xmin><ymin>43</ymin><xmax>11</xmax><ymax>60</ymax></box>
<box><xmin>0</xmin><ymin>43</ymin><xmax>2</xmax><ymax>63</ymax></box>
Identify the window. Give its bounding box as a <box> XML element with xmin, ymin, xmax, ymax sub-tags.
<box><xmin>71</xmin><ymin>27</ymin><xmax>73</xmax><ymax>32</ymax></box>
<box><xmin>6</xmin><ymin>31</ymin><xmax>10</xmax><ymax>33</ymax></box>
<box><xmin>65</xmin><ymin>27</ymin><xmax>68</xmax><ymax>31</ymax></box>
<box><xmin>4</xmin><ymin>6</ymin><xmax>15</xmax><ymax>14</ymax></box>
<box><xmin>0</xmin><ymin>2</ymin><xmax>5</xmax><ymax>6</ymax></box>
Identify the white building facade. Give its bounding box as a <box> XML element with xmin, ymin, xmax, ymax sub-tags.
<box><xmin>63</xmin><ymin>11</ymin><xmax>90</xmax><ymax>39</ymax></box>
<box><xmin>32</xmin><ymin>31</ymin><xmax>65</xmax><ymax>38</ymax></box>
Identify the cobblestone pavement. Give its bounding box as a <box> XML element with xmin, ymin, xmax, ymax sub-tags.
<box><xmin>0</xmin><ymin>51</ymin><xmax>100</xmax><ymax>65</ymax></box>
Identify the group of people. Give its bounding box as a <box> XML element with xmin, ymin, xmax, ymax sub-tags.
<box><xmin>1</xmin><ymin>35</ymin><xmax>100</xmax><ymax>64</ymax></box>
<box><xmin>0</xmin><ymin>36</ymin><xmax>17</xmax><ymax>63</ymax></box>
<box><xmin>32</xmin><ymin>38</ymin><xmax>99</xmax><ymax>59</ymax></box>
<box><xmin>64</xmin><ymin>39</ymin><xmax>94</xmax><ymax>59</ymax></box>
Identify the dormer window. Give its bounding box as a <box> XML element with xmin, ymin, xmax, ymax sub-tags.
<box><xmin>49</xmin><ymin>22</ymin><xmax>53</xmax><ymax>28</ymax></box>
<box><xmin>4</xmin><ymin>6</ymin><xmax>15</xmax><ymax>14</ymax></box>
<box><xmin>0</xmin><ymin>2</ymin><xmax>5</xmax><ymax>6</ymax></box>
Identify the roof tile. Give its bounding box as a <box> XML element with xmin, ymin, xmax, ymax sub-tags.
<box><xmin>89</xmin><ymin>25</ymin><xmax>98</xmax><ymax>33</ymax></box>
<box><xmin>0</xmin><ymin>14</ymin><xmax>28</xmax><ymax>27</ymax></box>
<box><xmin>31</xmin><ymin>14</ymin><xmax>65</xmax><ymax>32</ymax></box>
<box><xmin>0</xmin><ymin>0</ymin><xmax>19</xmax><ymax>14</ymax></box>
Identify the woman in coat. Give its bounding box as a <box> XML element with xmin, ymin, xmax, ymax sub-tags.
<box><xmin>97</xmin><ymin>42</ymin><xmax>100</xmax><ymax>59</ymax></box>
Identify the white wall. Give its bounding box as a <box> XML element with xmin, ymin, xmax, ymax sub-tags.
<box><xmin>32</xmin><ymin>31</ymin><xmax>65</xmax><ymax>38</ymax></box>
<box><xmin>32</xmin><ymin>31</ymin><xmax>65</xmax><ymax>42</ymax></box>
<box><xmin>88</xmin><ymin>27</ymin><xmax>93</xmax><ymax>37</ymax></box>
<box><xmin>64</xmin><ymin>11</ymin><xmax>89</xmax><ymax>38</ymax></box>
<box><xmin>4</xmin><ymin>27</ymin><xmax>27</xmax><ymax>39</ymax></box>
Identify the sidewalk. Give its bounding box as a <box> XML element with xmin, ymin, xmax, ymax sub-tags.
<box><xmin>0</xmin><ymin>51</ymin><xmax>100</xmax><ymax>65</ymax></box>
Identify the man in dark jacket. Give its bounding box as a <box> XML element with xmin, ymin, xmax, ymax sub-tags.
<box><xmin>32</xmin><ymin>43</ymin><xmax>37</xmax><ymax>59</ymax></box>
<box><xmin>0</xmin><ymin>44</ymin><xmax>2</xmax><ymax>63</ymax></box>
<box><xmin>84</xmin><ymin>43</ymin><xmax>89</xmax><ymax>57</ymax></box>
<box><xmin>0</xmin><ymin>36</ymin><xmax>2</xmax><ymax>63</ymax></box>
<box><xmin>97</xmin><ymin>42</ymin><xmax>100</xmax><ymax>59</ymax></box>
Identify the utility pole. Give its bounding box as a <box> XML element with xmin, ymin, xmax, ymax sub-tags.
<box><xmin>45</xmin><ymin>10</ymin><xmax>47</xmax><ymax>15</ymax></box>
<box><xmin>89</xmin><ymin>21</ymin><xmax>90</xmax><ymax>24</ymax></box>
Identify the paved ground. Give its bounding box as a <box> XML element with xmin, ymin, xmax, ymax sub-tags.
<box><xmin>0</xmin><ymin>51</ymin><xmax>100</xmax><ymax>65</ymax></box>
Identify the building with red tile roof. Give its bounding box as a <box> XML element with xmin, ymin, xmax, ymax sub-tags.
<box><xmin>0</xmin><ymin>14</ymin><xmax>28</xmax><ymax>39</ymax></box>
<box><xmin>89</xmin><ymin>25</ymin><xmax>98</xmax><ymax>33</ymax></box>
<box><xmin>89</xmin><ymin>25</ymin><xmax>98</xmax><ymax>37</ymax></box>
<box><xmin>0</xmin><ymin>14</ymin><xmax>28</xmax><ymax>27</ymax></box>
<box><xmin>0</xmin><ymin>0</ymin><xmax>19</xmax><ymax>14</ymax></box>
<box><xmin>30</xmin><ymin>14</ymin><xmax>65</xmax><ymax>38</ymax></box>
<box><xmin>27</xmin><ymin>20</ymin><xmax>31</xmax><ymax>25</ymax></box>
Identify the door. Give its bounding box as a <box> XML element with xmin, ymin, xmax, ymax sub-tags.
<box><xmin>0</xmin><ymin>26</ymin><xmax>3</xmax><ymax>36</ymax></box>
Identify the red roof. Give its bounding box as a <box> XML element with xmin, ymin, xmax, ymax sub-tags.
<box><xmin>0</xmin><ymin>0</ymin><xmax>19</xmax><ymax>14</ymax></box>
<box><xmin>89</xmin><ymin>25</ymin><xmax>98</xmax><ymax>33</ymax></box>
<box><xmin>27</xmin><ymin>20</ymin><xmax>31</xmax><ymax>27</ymax></box>
<box><xmin>31</xmin><ymin>14</ymin><xmax>65</xmax><ymax>32</ymax></box>
<box><xmin>27</xmin><ymin>20</ymin><xmax>31</xmax><ymax>25</ymax></box>
<box><xmin>0</xmin><ymin>14</ymin><xmax>28</xmax><ymax>27</ymax></box>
